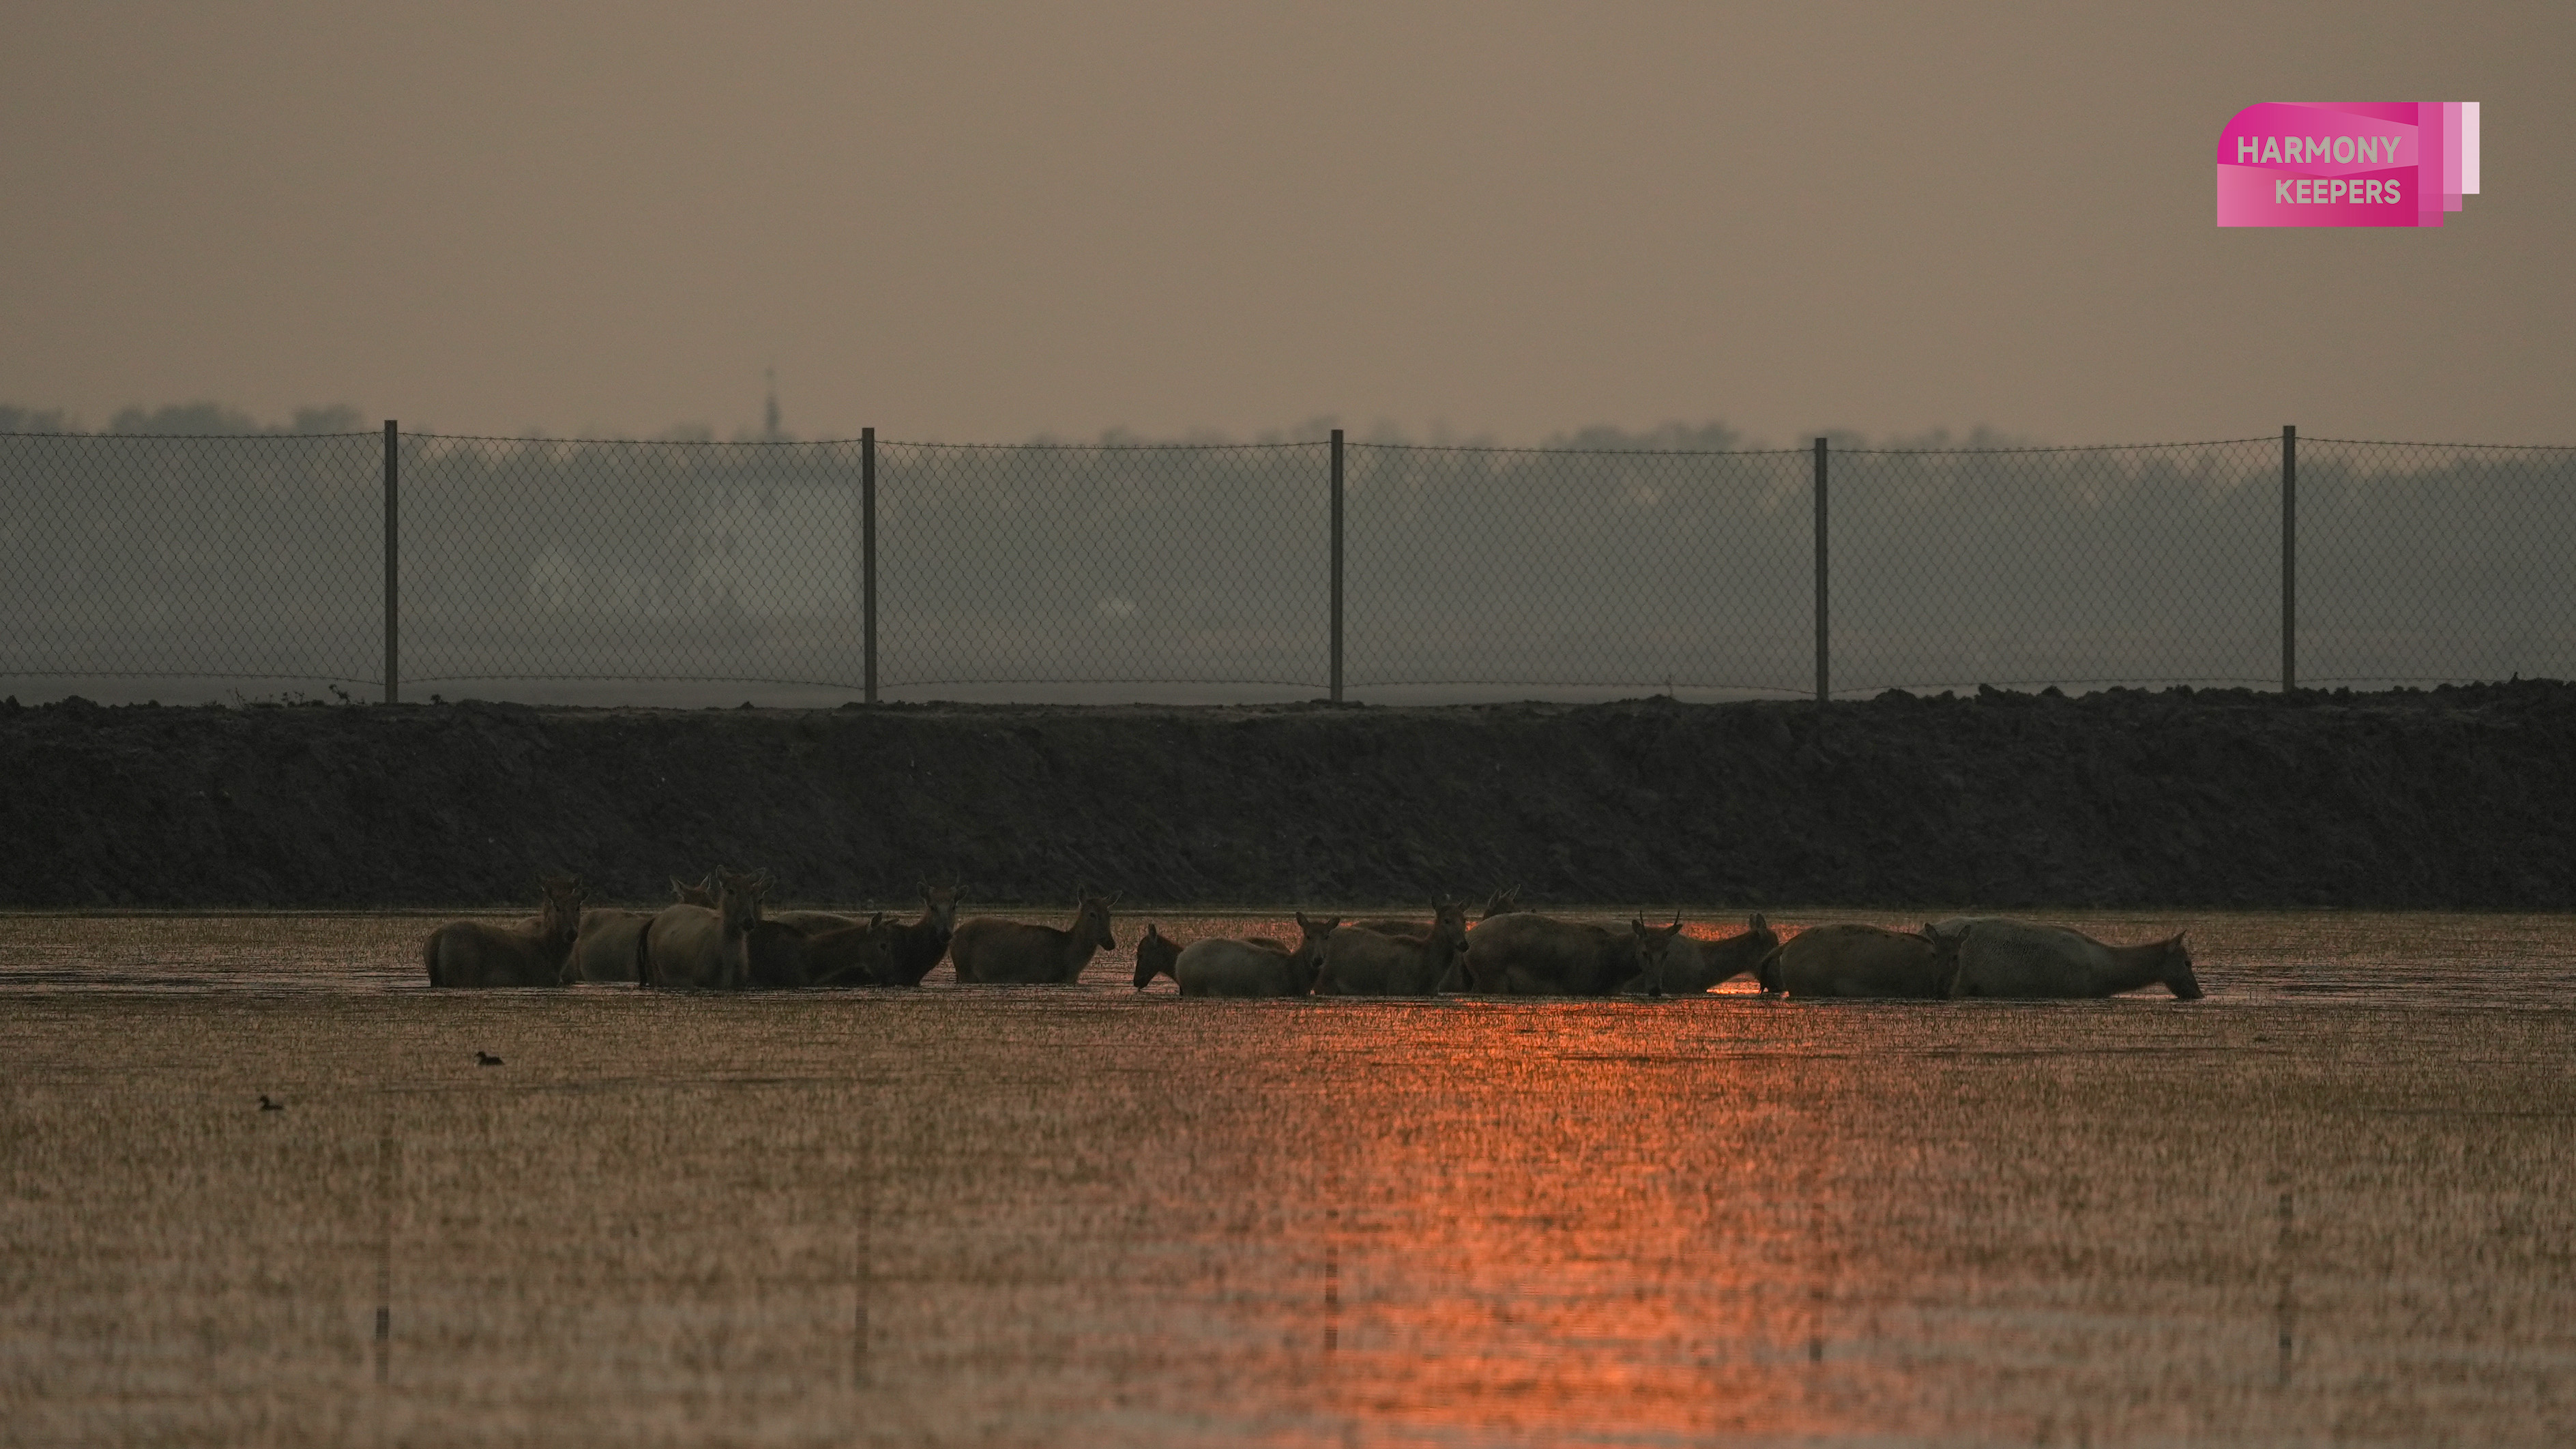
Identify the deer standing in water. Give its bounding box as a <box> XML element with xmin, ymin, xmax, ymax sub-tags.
<box><xmin>425</xmin><ymin>874</ymin><xmax>585</xmax><ymax>988</ymax></box>
<box><xmin>950</xmin><ymin>892</ymin><xmax>1117</xmax><ymax>984</ymax></box>
<box><xmin>641</xmin><ymin>868</ymin><xmax>765</xmax><ymax>989</ymax></box>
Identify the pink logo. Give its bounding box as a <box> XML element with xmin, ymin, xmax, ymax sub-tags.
<box><xmin>2216</xmin><ymin>102</ymin><xmax>2480</xmax><ymax>227</ymax></box>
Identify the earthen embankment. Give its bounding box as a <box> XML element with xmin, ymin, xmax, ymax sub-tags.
<box><xmin>3</xmin><ymin>684</ymin><xmax>2570</xmax><ymax>909</ymax></box>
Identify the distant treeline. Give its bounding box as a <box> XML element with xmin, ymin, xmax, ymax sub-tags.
<box><xmin>0</xmin><ymin>401</ymin><xmax>367</xmax><ymax>437</ymax></box>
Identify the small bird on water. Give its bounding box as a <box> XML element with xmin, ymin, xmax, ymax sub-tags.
<box><xmin>258</xmin><ymin>1095</ymin><xmax>284</xmax><ymax>1111</ymax></box>
<box><xmin>475</xmin><ymin>1051</ymin><xmax>503</xmax><ymax>1067</ymax></box>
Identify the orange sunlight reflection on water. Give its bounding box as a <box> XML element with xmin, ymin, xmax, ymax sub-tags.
<box><xmin>1279</xmin><ymin>1003</ymin><xmax>1822</xmax><ymax>1442</ymax></box>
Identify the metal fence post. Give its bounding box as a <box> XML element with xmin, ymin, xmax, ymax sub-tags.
<box><xmin>1330</xmin><ymin>428</ymin><xmax>1344</xmax><ymax>703</ymax></box>
<box><xmin>862</xmin><ymin>426</ymin><xmax>877</xmax><ymax>705</ymax></box>
<box><xmin>383</xmin><ymin>420</ymin><xmax>399</xmax><ymax>705</ymax></box>
<box><xmin>1813</xmin><ymin>437</ymin><xmax>1829</xmax><ymax>705</ymax></box>
<box><xmin>2282</xmin><ymin>424</ymin><xmax>2296</xmax><ymax>692</ymax></box>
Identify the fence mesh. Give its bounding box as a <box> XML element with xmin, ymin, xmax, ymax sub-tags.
<box><xmin>1831</xmin><ymin>439</ymin><xmax>2283</xmax><ymax>694</ymax></box>
<box><xmin>2302</xmin><ymin>439</ymin><xmax>2576</xmax><ymax>688</ymax></box>
<box><xmin>1344</xmin><ymin>443</ymin><xmax>1814</xmax><ymax>695</ymax></box>
<box><xmin>0</xmin><ymin>430</ymin><xmax>383</xmax><ymax>697</ymax></box>
<box><xmin>5</xmin><ymin>426</ymin><xmax>2574</xmax><ymax>705</ymax></box>
<box><xmin>370</xmin><ymin>435</ymin><xmax>1335</xmax><ymax>703</ymax></box>
<box><xmin>877</xmin><ymin>441</ymin><xmax>1328</xmax><ymax>694</ymax></box>
<box><xmin>402</xmin><ymin>435</ymin><xmax>874</xmax><ymax>697</ymax></box>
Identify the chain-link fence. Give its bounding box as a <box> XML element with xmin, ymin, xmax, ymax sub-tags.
<box><xmin>1832</xmin><ymin>439</ymin><xmax>2287</xmax><ymax>694</ymax></box>
<box><xmin>879</xmin><ymin>441</ymin><xmax>1328</xmax><ymax>695</ymax></box>
<box><xmin>405</xmin><ymin>433</ymin><xmax>866</xmax><ymax>696</ymax></box>
<box><xmin>3</xmin><ymin>426</ymin><xmax>2572</xmax><ymax>705</ymax></box>
<box><xmin>0</xmin><ymin>430</ymin><xmax>385</xmax><ymax>694</ymax></box>
<box><xmin>2300</xmin><ymin>439</ymin><xmax>2576</xmax><ymax>689</ymax></box>
<box><xmin>1345</xmin><ymin>442</ymin><xmax>1815</xmax><ymax>697</ymax></box>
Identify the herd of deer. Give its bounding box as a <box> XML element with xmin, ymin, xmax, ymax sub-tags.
<box><xmin>422</xmin><ymin>875</ymin><xmax>2204</xmax><ymax>1001</ymax></box>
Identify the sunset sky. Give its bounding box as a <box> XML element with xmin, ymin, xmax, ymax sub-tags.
<box><xmin>3</xmin><ymin>1</ymin><xmax>2564</xmax><ymax>445</ymax></box>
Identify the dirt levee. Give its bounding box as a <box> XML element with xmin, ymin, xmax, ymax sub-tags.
<box><xmin>3</xmin><ymin>684</ymin><xmax>2572</xmax><ymax>909</ymax></box>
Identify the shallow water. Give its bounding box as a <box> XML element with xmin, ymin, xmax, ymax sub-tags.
<box><xmin>4</xmin><ymin>909</ymin><xmax>2573</xmax><ymax>1446</ymax></box>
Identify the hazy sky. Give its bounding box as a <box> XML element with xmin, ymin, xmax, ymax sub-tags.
<box><xmin>3</xmin><ymin>2</ymin><xmax>2566</xmax><ymax>445</ymax></box>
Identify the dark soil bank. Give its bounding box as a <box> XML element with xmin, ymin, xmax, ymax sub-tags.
<box><xmin>5</xmin><ymin>684</ymin><xmax>2574</xmax><ymax>910</ymax></box>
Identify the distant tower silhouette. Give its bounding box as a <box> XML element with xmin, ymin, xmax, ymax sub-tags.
<box><xmin>763</xmin><ymin>368</ymin><xmax>782</xmax><ymax>440</ymax></box>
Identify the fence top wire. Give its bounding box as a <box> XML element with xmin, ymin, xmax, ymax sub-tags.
<box><xmin>1832</xmin><ymin>437</ymin><xmax>2277</xmax><ymax>455</ymax></box>
<box><xmin>400</xmin><ymin>434</ymin><xmax>1782</xmax><ymax>456</ymax></box>
<box><xmin>15</xmin><ymin>428</ymin><xmax>2572</xmax><ymax>453</ymax></box>
<box><xmin>2306</xmin><ymin>437</ymin><xmax>2576</xmax><ymax>451</ymax></box>
<box><xmin>882</xmin><ymin>438</ymin><xmax>1323</xmax><ymax>452</ymax></box>
<box><xmin>1347</xmin><ymin>440</ymin><xmax>1809</xmax><ymax>458</ymax></box>
<box><xmin>0</xmin><ymin>429</ymin><xmax>381</xmax><ymax>441</ymax></box>
<box><xmin>408</xmin><ymin>432</ymin><xmax>867</xmax><ymax>447</ymax></box>
<box><xmin>402</xmin><ymin>434</ymin><xmax>1329</xmax><ymax>452</ymax></box>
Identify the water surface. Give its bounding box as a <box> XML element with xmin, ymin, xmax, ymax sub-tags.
<box><xmin>4</xmin><ymin>909</ymin><xmax>2571</xmax><ymax>1446</ymax></box>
